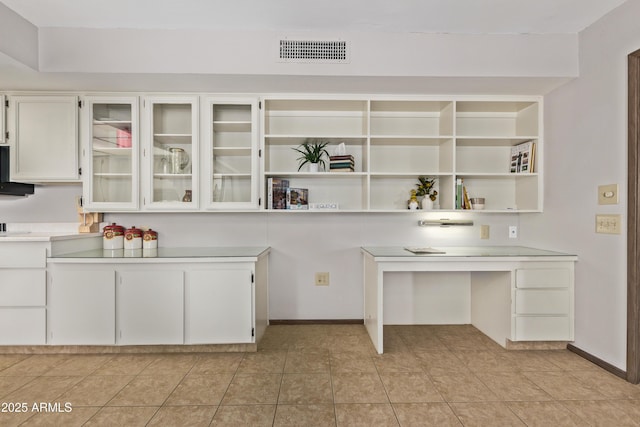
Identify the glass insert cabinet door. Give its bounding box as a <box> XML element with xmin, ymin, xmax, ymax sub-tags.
<box><xmin>203</xmin><ymin>97</ymin><xmax>259</xmax><ymax>209</ymax></box>
<box><xmin>143</xmin><ymin>96</ymin><xmax>199</xmax><ymax>209</ymax></box>
<box><xmin>82</xmin><ymin>96</ymin><xmax>139</xmax><ymax>210</ymax></box>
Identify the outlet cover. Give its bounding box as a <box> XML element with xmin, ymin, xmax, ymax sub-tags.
<box><xmin>480</xmin><ymin>225</ymin><xmax>490</xmax><ymax>239</ymax></box>
<box><xmin>315</xmin><ymin>272</ymin><xmax>330</xmax><ymax>286</ymax></box>
<box><xmin>509</xmin><ymin>226</ymin><xmax>518</xmax><ymax>239</ymax></box>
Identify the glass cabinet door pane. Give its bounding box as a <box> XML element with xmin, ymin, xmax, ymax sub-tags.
<box><xmin>90</xmin><ymin>102</ymin><xmax>135</xmax><ymax>205</ymax></box>
<box><xmin>150</xmin><ymin>102</ymin><xmax>196</xmax><ymax>206</ymax></box>
<box><xmin>205</xmin><ymin>99</ymin><xmax>258</xmax><ymax>209</ymax></box>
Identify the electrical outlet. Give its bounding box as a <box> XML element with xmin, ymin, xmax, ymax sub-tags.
<box><xmin>509</xmin><ymin>226</ymin><xmax>518</xmax><ymax>239</ymax></box>
<box><xmin>598</xmin><ymin>184</ymin><xmax>619</xmax><ymax>205</ymax></box>
<box><xmin>596</xmin><ymin>214</ymin><xmax>621</xmax><ymax>234</ymax></box>
<box><xmin>315</xmin><ymin>272</ymin><xmax>330</xmax><ymax>286</ymax></box>
<box><xmin>480</xmin><ymin>225</ymin><xmax>490</xmax><ymax>239</ymax></box>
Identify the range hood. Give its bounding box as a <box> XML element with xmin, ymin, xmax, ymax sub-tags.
<box><xmin>0</xmin><ymin>146</ymin><xmax>34</xmax><ymax>196</ymax></box>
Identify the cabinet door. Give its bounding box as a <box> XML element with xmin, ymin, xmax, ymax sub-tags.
<box><xmin>1</xmin><ymin>94</ymin><xmax>5</xmax><ymax>144</ymax></box>
<box><xmin>49</xmin><ymin>267</ymin><xmax>116</xmax><ymax>345</ymax></box>
<box><xmin>202</xmin><ymin>97</ymin><xmax>259</xmax><ymax>209</ymax></box>
<box><xmin>82</xmin><ymin>96</ymin><xmax>139</xmax><ymax>210</ymax></box>
<box><xmin>0</xmin><ymin>308</ymin><xmax>45</xmax><ymax>345</ymax></box>
<box><xmin>142</xmin><ymin>96</ymin><xmax>199</xmax><ymax>210</ymax></box>
<box><xmin>186</xmin><ymin>269</ymin><xmax>253</xmax><ymax>344</ymax></box>
<box><xmin>7</xmin><ymin>95</ymin><xmax>79</xmax><ymax>182</ymax></box>
<box><xmin>117</xmin><ymin>269</ymin><xmax>184</xmax><ymax>345</ymax></box>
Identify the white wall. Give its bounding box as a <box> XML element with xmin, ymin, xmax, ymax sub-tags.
<box><xmin>522</xmin><ymin>0</ymin><xmax>640</xmax><ymax>370</ymax></box>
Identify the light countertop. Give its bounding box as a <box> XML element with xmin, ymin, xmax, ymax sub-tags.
<box><xmin>0</xmin><ymin>231</ymin><xmax>101</xmax><ymax>242</ymax></box>
<box><xmin>362</xmin><ymin>246</ymin><xmax>577</xmax><ymax>258</ymax></box>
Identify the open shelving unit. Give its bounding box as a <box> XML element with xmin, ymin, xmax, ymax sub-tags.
<box><xmin>262</xmin><ymin>97</ymin><xmax>542</xmax><ymax>213</ymax></box>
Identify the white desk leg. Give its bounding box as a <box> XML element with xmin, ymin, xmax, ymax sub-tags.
<box><xmin>363</xmin><ymin>254</ymin><xmax>383</xmax><ymax>354</ymax></box>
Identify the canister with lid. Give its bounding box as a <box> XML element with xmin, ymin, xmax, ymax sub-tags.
<box><xmin>143</xmin><ymin>228</ymin><xmax>158</xmax><ymax>250</ymax></box>
<box><xmin>103</xmin><ymin>223</ymin><xmax>125</xmax><ymax>250</ymax></box>
<box><xmin>124</xmin><ymin>226</ymin><xmax>143</xmax><ymax>250</ymax></box>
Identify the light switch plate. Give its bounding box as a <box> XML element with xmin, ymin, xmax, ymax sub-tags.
<box><xmin>598</xmin><ymin>184</ymin><xmax>619</xmax><ymax>205</ymax></box>
<box><xmin>596</xmin><ymin>214</ymin><xmax>621</xmax><ymax>234</ymax></box>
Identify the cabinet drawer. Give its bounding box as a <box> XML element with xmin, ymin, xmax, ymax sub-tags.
<box><xmin>0</xmin><ymin>308</ymin><xmax>46</xmax><ymax>345</ymax></box>
<box><xmin>515</xmin><ymin>316</ymin><xmax>571</xmax><ymax>341</ymax></box>
<box><xmin>0</xmin><ymin>270</ymin><xmax>46</xmax><ymax>306</ymax></box>
<box><xmin>516</xmin><ymin>268</ymin><xmax>570</xmax><ymax>288</ymax></box>
<box><xmin>515</xmin><ymin>289</ymin><xmax>569</xmax><ymax>315</ymax></box>
<box><xmin>0</xmin><ymin>244</ymin><xmax>46</xmax><ymax>268</ymax></box>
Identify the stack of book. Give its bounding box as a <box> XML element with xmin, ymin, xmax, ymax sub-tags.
<box><xmin>329</xmin><ymin>155</ymin><xmax>355</xmax><ymax>172</ymax></box>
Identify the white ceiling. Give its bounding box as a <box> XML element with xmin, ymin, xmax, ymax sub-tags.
<box><xmin>0</xmin><ymin>0</ymin><xmax>629</xmax><ymax>34</ymax></box>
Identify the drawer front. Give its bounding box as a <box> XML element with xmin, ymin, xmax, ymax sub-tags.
<box><xmin>0</xmin><ymin>308</ymin><xmax>46</xmax><ymax>345</ymax></box>
<box><xmin>515</xmin><ymin>316</ymin><xmax>571</xmax><ymax>341</ymax></box>
<box><xmin>515</xmin><ymin>289</ymin><xmax>570</xmax><ymax>315</ymax></box>
<box><xmin>0</xmin><ymin>270</ymin><xmax>46</xmax><ymax>306</ymax></box>
<box><xmin>516</xmin><ymin>268</ymin><xmax>570</xmax><ymax>289</ymax></box>
<box><xmin>0</xmin><ymin>244</ymin><xmax>46</xmax><ymax>268</ymax></box>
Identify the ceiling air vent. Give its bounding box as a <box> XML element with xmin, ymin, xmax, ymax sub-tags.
<box><xmin>278</xmin><ymin>39</ymin><xmax>350</xmax><ymax>64</ymax></box>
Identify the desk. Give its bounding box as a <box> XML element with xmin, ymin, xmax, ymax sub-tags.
<box><xmin>362</xmin><ymin>246</ymin><xmax>578</xmax><ymax>354</ymax></box>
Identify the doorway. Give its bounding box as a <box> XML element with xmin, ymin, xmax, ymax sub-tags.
<box><xmin>627</xmin><ymin>48</ymin><xmax>640</xmax><ymax>384</ymax></box>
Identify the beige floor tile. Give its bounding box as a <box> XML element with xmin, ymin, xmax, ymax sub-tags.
<box><xmin>474</xmin><ymin>371</ymin><xmax>552</xmax><ymax>401</ymax></box>
<box><xmin>453</xmin><ymin>350</ymin><xmax>520</xmax><ymax>372</ymax></box>
<box><xmin>569</xmin><ymin>370</ymin><xmax>640</xmax><ymax>399</ymax></box>
<box><xmin>611</xmin><ymin>399</ymin><xmax>640</xmax><ymax>420</ymax></box>
<box><xmin>506</xmin><ymin>401</ymin><xmax>587</xmax><ymax>427</ymax></box>
<box><xmin>139</xmin><ymin>354</ymin><xmax>199</xmax><ymax>376</ymax></box>
<box><xmin>540</xmin><ymin>350</ymin><xmax>601</xmax><ymax>371</ymax></box>
<box><xmin>0</xmin><ymin>376</ymin><xmax>36</xmax><ymax>399</ymax></box>
<box><xmin>288</xmin><ymin>335</ymin><xmax>333</xmax><ymax>352</ymax></box>
<box><xmin>189</xmin><ymin>353</ymin><xmax>243</xmax><ymax>374</ymax></box>
<box><xmin>84</xmin><ymin>406</ymin><xmax>159</xmax><ymax>426</ymax></box>
<box><xmin>274</xmin><ymin>404</ymin><xmax>336</xmax><ymax>426</ymax></box>
<box><xmin>0</xmin><ymin>407</ymin><xmax>36</xmax><ymax>426</ymax></box>
<box><xmin>236</xmin><ymin>350</ymin><xmax>286</xmax><ymax>374</ymax></box>
<box><xmin>19</xmin><ymin>406</ymin><xmax>100</xmax><ymax>426</ymax></box>
<box><xmin>90</xmin><ymin>354</ymin><xmax>157</xmax><ymax>376</ymax></box>
<box><xmin>326</xmin><ymin>324</ymin><xmax>368</xmax><ymax>336</ymax></box>
<box><xmin>403</xmin><ymin>334</ymin><xmax>448</xmax><ymax>352</ymax></box>
<box><xmin>373</xmin><ymin>353</ymin><xmax>423</xmax><ymax>373</ymax></box>
<box><xmin>523</xmin><ymin>371</ymin><xmax>607</xmax><ymax>400</ymax></box>
<box><xmin>259</xmin><ymin>334</ymin><xmax>291</xmax><ymax>350</ymax></box>
<box><xmin>332</xmin><ymin>372</ymin><xmax>388</xmax><ymax>404</ymax></box>
<box><xmin>383</xmin><ymin>334</ymin><xmax>411</xmax><ymax>353</ymax></box>
<box><xmin>41</xmin><ymin>355</ymin><xmax>113</xmax><ymax>377</ymax></box>
<box><xmin>330</xmin><ymin>352</ymin><xmax>377</xmax><ymax>373</ymax></box>
<box><xmin>430</xmin><ymin>372</ymin><xmax>499</xmax><ymax>402</ymax></box>
<box><xmin>107</xmin><ymin>374</ymin><xmax>184</xmax><ymax>406</ymax></box>
<box><xmin>0</xmin><ymin>355</ymin><xmax>70</xmax><ymax>376</ymax></box>
<box><xmin>561</xmin><ymin>400</ymin><xmax>638</xmax><ymax>426</ymax></box>
<box><xmin>335</xmin><ymin>403</ymin><xmax>399</xmax><ymax>427</ymax></box>
<box><xmin>380</xmin><ymin>372</ymin><xmax>443</xmax><ymax>403</ymax></box>
<box><xmin>502</xmin><ymin>350</ymin><xmax>564</xmax><ymax>372</ymax></box>
<box><xmin>392</xmin><ymin>402</ymin><xmax>461</xmax><ymax>426</ymax></box>
<box><xmin>147</xmin><ymin>405</ymin><xmax>216</xmax><ymax>426</ymax></box>
<box><xmin>58</xmin><ymin>375</ymin><xmax>135</xmax><ymax>406</ymax></box>
<box><xmin>284</xmin><ymin>351</ymin><xmax>331</xmax><ymax>373</ymax></box>
<box><xmin>164</xmin><ymin>373</ymin><xmax>233</xmax><ymax>406</ymax></box>
<box><xmin>0</xmin><ymin>354</ymin><xmax>31</xmax><ymax>372</ymax></box>
<box><xmin>3</xmin><ymin>376</ymin><xmax>83</xmax><ymax>403</ymax></box>
<box><xmin>413</xmin><ymin>351</ymin><xmax>471</xmax><ymax>376</ymax></box>
<box><xmin>450</xmin><ymin>402</ymin><xmax>526</xmax><ymax>426</ymax></box>
<box><xmin>211</xmin><ymin>404</ymin><xmax>276</xmax><ymax>426</ymax></box>
<box><xmin>278</xmin><ymin>373</ymin><xmax>333</xmax><ymax>404</ymax></box>
<box><xmin>220</xmin><ymin>374</ymin><xmax>282</xmax><ymax>405</ymax></box>
<box><xmin>328</xmin><ymin>335</ymin><xmax>376</xmax><ymax>354</ymax></box>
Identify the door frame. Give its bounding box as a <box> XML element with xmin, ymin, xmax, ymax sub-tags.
<box><xmin>627</xmin><ymin>48</ymin><xmax>640</xmax><ymax>384</ymax></box>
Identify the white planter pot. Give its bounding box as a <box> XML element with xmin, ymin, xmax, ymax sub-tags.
<box><xmin>308</xmin><ymin>163</ymin><xmax>320</xmax><ymax>173</ymax></box>
<box><xmin>421</xmin><ymin>198</ymin><xmax>434</xmax><ymax>210</ymax></box>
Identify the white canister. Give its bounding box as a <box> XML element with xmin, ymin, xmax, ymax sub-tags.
<box><xmin>124</xmin><ymin>226</ymin><xmax>143</xmax><ymax>250</ymax></box>
<box><xmin>143</xmin><ymin>229</ymin><xmax>158</xmax><ymax>250</ymax></box>
<box><xmin>103</xmin><ymin>223</ymin><xmax>125</xmax><ymax>250</ymax></box>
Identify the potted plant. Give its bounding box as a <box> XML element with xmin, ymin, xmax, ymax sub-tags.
<box><xmin>293</xmin><ymin>139</ymin><xmax>330</xmax><ymax>172</ymax></box>
<box><xmin>415</xmin><ymin>176</ymin><xmax>438</xmax><ymax>209</ymax></box>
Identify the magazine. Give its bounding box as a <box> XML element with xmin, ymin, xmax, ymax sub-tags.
<box><xmin>510</xmin><ymin>141</ymin><xmax>536</xmax><ymax>173</ymax></box>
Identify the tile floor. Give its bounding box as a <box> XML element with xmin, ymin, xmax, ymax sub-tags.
<box><xmin>0</xmin><ymin>324</ymin><xmax>639</xmax><ymax>426</ymax></box>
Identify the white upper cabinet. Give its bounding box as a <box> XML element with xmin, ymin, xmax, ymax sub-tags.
<box><xmin>142</xmin><ymin>96</ymin><xmax>199</xmax><ymax>210</ymax></box>
<box><xmin>81</xmin><ymin>96</ymin><xmax>139</xmax><ymax>210</ymax></box>
<box><xmin>7</xmin><ymin>95</ymin><xmax>79</xmax><ymax>182</ymax></box>
<box><xmin>202</xmin><ymin>97</ymin><xmax>259</xmax><ymax>209</ymax></box>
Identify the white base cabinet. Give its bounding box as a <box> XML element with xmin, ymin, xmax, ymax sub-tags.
<box><xmin>49</xmin><ymin>268</ymin><xmax>115</xmax><ymax>345</ymax></box>
<box><xmin>118</xmin><ymin>269</ymin><xmax>184</xmax><ymax>345</ymax></box>
<box><xmin>186</xmin><ymin>269</ymin><xmax>253</xmax><ymax>344</ymax></box>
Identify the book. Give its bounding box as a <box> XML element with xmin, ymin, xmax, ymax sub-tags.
<box><xmin>510</xmin><ymin>141</ymin><xmax>536</xmax><ymax>173</ymax></box>
<box><xmin>329</xmin><ymin>155</ymin><xmax>355</xmax><ymax>172</ymax></box>
<box><xmin>330</xmin><ymin>167</ymin><xmax>355</xmax><ymax>172</ymax></box>
<box><xmin>456</xmin><ymin>178</ymin><xmax>463</xmax><ymax>209</ymax></box>
<box><xmin>286</xmin><ymin>187</ymin><xmax>309</xmax><ymax>210</ymax></box>
<box><xmin>267</xmin><ymin>178</ymin><xmax>289</xmax><ymax>210</ymax></box>
<box><xmin>463</xmin><ymin>186</ymin><xmax>471</xmax><ymax>210</ymax></box>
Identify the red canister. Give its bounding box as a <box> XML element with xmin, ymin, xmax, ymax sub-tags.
<box><xmin>124</xmin><ymin>226</ymin><xmax>143</xmax><ymax>250</ymax></box>
<box><xmin>103</xmin><ymin>223</ymin><xmax>125</xmax><ymax>250</ymax></box>
<box><xmin>143</xmin><ymin>228</ymin><xmax>158</xmax><ymax>249</ymax></box>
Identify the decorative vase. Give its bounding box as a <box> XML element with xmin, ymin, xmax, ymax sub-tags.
<box><xmin>182</xmin><ymin>190</ymin><xmax>192</xmax><ymax>202</ymax></box>
<box><xmin>308</xmin><ymin>163</ymin><xmax>320</xmax><ymax>173</ymax></box>
<box><xmin>421</xmin><ymin>197</ymin><xmax>434</xmax><ymax>210</ymax></box>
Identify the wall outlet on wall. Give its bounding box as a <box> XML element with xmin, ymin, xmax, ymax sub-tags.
<box><xmin>509</xmin><ymin>226</ymin><xmax>518</xmax><ymax>239</ymax></box>
<box><xmin>315</xmin><ymin>272</ymin><xmax>330</xmax><ymax>286</ymax></box>
<box><xmin>480</xmin><ymin>225</ymin><xmax>490</xmax><ymax>239</ymax></box>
